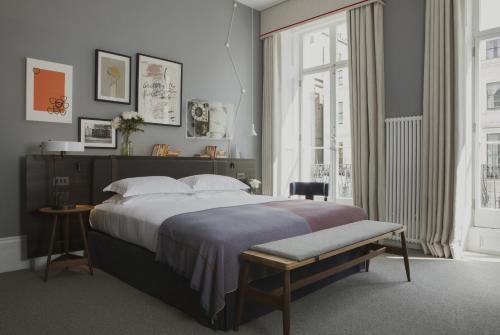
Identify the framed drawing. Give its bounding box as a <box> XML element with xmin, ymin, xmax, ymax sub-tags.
<box><xmin>26</xmin><ymin>58</ymin><xmax>73</xmax><ymax>123</ymax></box>
<box><xmin>136</xmin><ymin>53</ymin><xmax>182</xmax><ymax>126</ymax></box>
<box><xmin>95</xmin><ymin>49</ymin><xmax>131</xmax><ymax>104</ymax></box>
<box><xmin>186</xmin><ymin>99</ymin><xmax>234</xmax><ymax>139</ymax></box>
<box><xmin>78</xmin><ymin>117</ymin><xmax>117</xmax><ymax>149</ymax></box>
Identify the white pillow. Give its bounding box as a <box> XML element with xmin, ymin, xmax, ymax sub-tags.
<box><xmin>103</xmin><ymin>176</ymin><xmax>194</xmax><ymax>197</ymax></box>
<box><xmin>179</xmin><ymin>174</ymin><xmax>250</xmax><ymax>192</ymax></box>
<box><xmin>103</xmin><ymin>193</ymin><xmax>193</xmax><ymax>205</ymax></box>
<box><xmin>193</xmin><ymin>190</ymin><xmax>251</xmax><ymax>199</ymax></box>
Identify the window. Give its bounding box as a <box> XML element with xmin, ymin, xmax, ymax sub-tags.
<box><xmin>337</xmin><ymin>69</ymin><xmax>344</xmax><ymax>86</ymax></box>
<box><xmin>487</xmin><ymin>82</ymin><xmax>500</xmax><ymax>109</ymax></box>
<box><xmin>486</xmin><ymin>38</ymin><xmax>500</xmax><ymax>59</ymax></box>
<box><xmin>276</xmin><ymin>14</ymin><xmax>351</xmax><ymax>202</ymax></box>
<box><xmin>337</xmin><ymin>102</ymin><xmax>344</xmax><ymax>124</ymax></box>
<box><xmin>473</xmin><ymin>0</ymin><xmax>500</xmax><ymax>227</ymax></box>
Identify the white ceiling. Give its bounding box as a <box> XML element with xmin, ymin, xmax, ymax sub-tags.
<box><xmin>238</xmin><ymin>0</ymin><xmax>287</xmax><ymax>11</ymax></box>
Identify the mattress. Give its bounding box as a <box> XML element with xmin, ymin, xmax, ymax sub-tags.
<box><xmin>90</xmin><ymin>192</ymin><xmax>287</xmax><ymax>252</ymax></box>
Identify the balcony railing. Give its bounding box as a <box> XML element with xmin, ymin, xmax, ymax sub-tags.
<box><xmin>481</xmin><ymin>164</ymin><xmax>500</xmax><ymax>209</ymax></box>
<box><xmin>311</xmin><ymin>163</ymin><xmax>352</xmax><ymax>199</ymax></box>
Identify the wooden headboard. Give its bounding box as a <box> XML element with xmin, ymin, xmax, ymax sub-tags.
<box><xmin>92</xmin><ymin>157</ymin><xmax>256</xmax><ymax>204</ymax></box>
<box><xmin>26</xmin><ymin>155</ymin><xmax>256</xmax><ymax>258</ymax></box>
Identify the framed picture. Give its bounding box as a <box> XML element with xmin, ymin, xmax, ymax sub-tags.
<box><xmin>26</xmin><ymin>58</ymin><xmax>73</xmax><ymax>123</ymax></box>
<box><xmin>78</xmin><ymin>117</ymin><xmax>117</xmax><ymax>149</ymax></box>
<box><xmin>136</xmin><ymin>53</ymin><xmax>182</xmax><ymax>126</ymax></box>
<box><xmin>95</xmin><ymin>49</ymin><xmax>131</xmax><ymax>104</ymax></box>
<box><xmin>186</xmin><ymin>99</ymin><xmax>234</xmax><ymax>139</ymax></box>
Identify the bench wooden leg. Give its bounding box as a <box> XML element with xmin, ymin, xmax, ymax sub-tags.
<box><xmin>282</xmin><ymin>270</ymin><xmax>291</xmax><ymax>335</ymax></box>
<box><xmin>365</xmin><ymin>259</ymin><xmax>370</xmax><ymax>272</ymax></box>
<box><xmin>234</xmin><ymin>261</ymin><xmax>250</xmax><ymax>331</ymax></box>
<box><xmin>400</xmin><ymin>232</ymin><xmax>411</xmax><ymax>282</ymax></box>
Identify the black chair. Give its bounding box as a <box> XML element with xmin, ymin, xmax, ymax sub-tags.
<box><xmin>289</xmin><ymin>182</ymin><xmax>329</xmax><ymax>201</ymax></box>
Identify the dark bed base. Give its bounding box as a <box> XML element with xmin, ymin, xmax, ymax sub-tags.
<box><xmin>88</xmin><ymin>230</ymin><xmax>366</xmax><ymax>331</ymax></box>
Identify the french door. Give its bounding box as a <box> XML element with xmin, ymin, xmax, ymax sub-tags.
<box><xmin>298</xmin><ymin>19</ymin><xmax>352</xmax><ymax>203</ymax></box>
<box><xmin>473</xmin><ymin>1</ymin><xmax>500</xmax><ymax>228</ymax></box>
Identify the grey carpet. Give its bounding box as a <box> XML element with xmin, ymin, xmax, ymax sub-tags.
<box><xmin>1</xmin><ymin>252</ymin><xmax>499</xmax><ymax>335</ymax></box>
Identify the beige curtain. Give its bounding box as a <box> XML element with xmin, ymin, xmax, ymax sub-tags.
<box><xmin>421</xmin><ymin>0</ymin><xmax>457</xmax><ymax>258</ymax></box>
<box><xmin>262</xmin><ymin>34</ymin><xmax>281</xmax><ymax>196</ymax></box>
<box><xmin>347</xmin><ymin>2</ymin><xmax>385</xmax><ymax>220</ymax></box>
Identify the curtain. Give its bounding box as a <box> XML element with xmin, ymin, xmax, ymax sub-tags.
<box><xmin>421</xmin><ymin>0</ymin><xmax>457</xmax><ymax>258</ymax></box>
<box><xmin>347</xmin><ymin>2</ymin><xmax>386</xmax><ymax>220</ymax></box>
<box><xmin>262</xmin><ymin>34</ymin><xmax>281</xmax><ymax>196</ymax></box>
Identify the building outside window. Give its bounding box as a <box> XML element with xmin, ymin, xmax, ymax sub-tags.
<box><xmin>337</xmin><ymin>101</ymin><xmax>344</xmax><ymax>124</ymax></box>
<box><xmin>486</xmin><ymin>38</ymin><xmax>500</xmax><ymax>59</ymax></box>
<box><xmin>487</xmin><ymin>82</ymin><xmax>500</xmax><ymax>109</ymax></box>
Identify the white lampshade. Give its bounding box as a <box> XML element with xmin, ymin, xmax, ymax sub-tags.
<box><xmin>42</xmin><ymin>141</ymin><xmax>84</xmax><ymax>153</ymax></box>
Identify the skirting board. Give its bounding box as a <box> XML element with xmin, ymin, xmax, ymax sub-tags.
<box><xmin>0</xmin><ymin>236</ymin><xmax>30</xmax><ymax>273</ymax></box>
<box><xmin>0</xmin><ymin>235</ymin><xmax>83</xmax><ymax>273</ymax></box>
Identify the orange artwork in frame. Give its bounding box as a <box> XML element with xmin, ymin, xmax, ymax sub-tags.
<box><xmin>26</xmin><ymin>58</ymin><xmax>73</xmax><ymax>123</ymax></box>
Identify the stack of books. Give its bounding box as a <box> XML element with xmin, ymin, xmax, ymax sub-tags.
<box><xmin>152</xmin><ymin>144</ymin><xmax>169</xmax><ymax>157</ymax></box>
<box><xmin>152</xmin><ymin>144</ymin><xmax>182</xmax><ymax>157</ymax></box>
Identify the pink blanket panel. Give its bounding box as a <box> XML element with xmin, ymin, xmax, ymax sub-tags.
<box><xmin>264</xmin><ymin>200</ymin><xmax>367</xmax><ymax>232</ymax></box>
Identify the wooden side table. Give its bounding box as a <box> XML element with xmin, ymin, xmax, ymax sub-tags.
<box><xmin>39</xmin><ymin>205</ymin><xmax>94</xmax><ymax>282</ymax></box>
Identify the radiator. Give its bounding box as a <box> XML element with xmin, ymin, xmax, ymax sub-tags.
<box><xmin>385</xmin><ymin>116</ymin><xmax>422</xmax><ymax>243</ymax></box>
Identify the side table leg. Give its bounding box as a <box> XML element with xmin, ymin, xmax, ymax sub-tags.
<box><xmin>64</xmin><ymin>214</ymin><xmax>70</xmax><ymax>270</ymax></box>
<box><xmin>78</xmin><ymin>213</ymin><xmax>93</xmax><ymax>276</ymax></box>
<box><xmin>44</xmin><ymin>215</ymin><xmax>58</xmax><ymax>282</ymax></box>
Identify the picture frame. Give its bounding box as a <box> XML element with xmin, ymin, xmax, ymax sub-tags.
<box><xmin>136</xmin><ymin>53</ymin><xmax>183</xmax><ymax>127</ymax></box>
<box><xmin>186</xmin><ymin>99</ymin><xmax>234</xmax><ymax>140</ymax></box>
<box><xmin>95</xmin><ymin>49</ymin><xmax>131</xmax><ymax>104</ymax></box>
<box><xmin>26</xmin><ymin>58</ymin><xmax>73</xmax><ymax>123</ymax></box>
<box><xmin>78</xmin><ymin>117</ymin><xmax>117</xmax><ymax>149</ymax></box>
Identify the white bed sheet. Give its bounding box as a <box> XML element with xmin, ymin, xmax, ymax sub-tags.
<box><xmin>90</xmin><ymin>192</ymin><xmax>286</xmax><ymax>252</ymax></box>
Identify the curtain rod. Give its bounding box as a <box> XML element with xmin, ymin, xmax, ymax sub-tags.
<box><xmin>260</xmin><ymin>0</ymin><xmax>384</xmax><ymax>39</ymax></box>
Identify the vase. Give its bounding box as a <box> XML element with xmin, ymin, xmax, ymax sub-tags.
<box><xmin>121</xmin><ymin>133</ymin><xmax>133</xmax><ymax>156</ymax></box>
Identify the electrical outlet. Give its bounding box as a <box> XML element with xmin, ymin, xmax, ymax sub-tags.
<box><xmin>53</xmin><ymin>176</ymin><xmax>70</xmax><ymax>186</ymax></box>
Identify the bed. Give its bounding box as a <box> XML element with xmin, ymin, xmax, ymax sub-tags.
<box><xmin>87</xmin><ymin>158</ymin><xmax>368</xmax><ymax>330</ymax></box>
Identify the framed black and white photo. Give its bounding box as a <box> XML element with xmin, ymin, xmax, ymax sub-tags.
<box><xmin>186</xmin><ymin>99</ymin><xmax>234</xmax><ymax>139</ymax></box>
<box><xmin>78</xmin><ymin>117</ymin><xmax>117</xmax><ymax>148</ymax></box>
<box><xmin>95</xmin><ymin>49</ymin><xmax>131</xmax><ymax>104</ymax></box>
<box><xmin>136</xmin><ymin>53</ymin><xmax>182</xmax><ymax>126</ymax></box>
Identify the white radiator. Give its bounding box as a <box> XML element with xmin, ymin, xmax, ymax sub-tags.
<box><xmin>385</xmin><ymin>116</ymin><xmax>422</xmax><ymax>243</ymax></box>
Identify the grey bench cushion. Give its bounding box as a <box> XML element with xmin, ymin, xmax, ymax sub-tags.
<box><xmin>250</xmin><ymin>220</ymin><xmax>403</xmax><ymax>261</ymax></box>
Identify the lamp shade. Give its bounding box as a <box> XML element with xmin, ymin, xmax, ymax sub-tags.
<box><xmin>42</xmin><ymin>141</ymin><xmax>84</xmax><ymax>153</ymax></box>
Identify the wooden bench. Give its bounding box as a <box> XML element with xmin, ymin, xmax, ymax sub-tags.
<box><xmin>234</xmin><ymin>220</ymin><xmax>411</xmax><ymax>335</ymax></box>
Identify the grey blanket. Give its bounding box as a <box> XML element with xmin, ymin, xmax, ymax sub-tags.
<box><xmin>155</xmin><ymin>204</ymin><xmax>311</xmax><ymax>318</ymax></box>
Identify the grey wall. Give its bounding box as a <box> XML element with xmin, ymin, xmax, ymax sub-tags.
<box><xmin>384</xmin><ymin>0</ymin><xmax>426</xmax><ymax>118</ymax></box>
<box><xmin>0</xmin><ymin>0</ymin><xmax>262</xmax><ymax>238</ymax></box>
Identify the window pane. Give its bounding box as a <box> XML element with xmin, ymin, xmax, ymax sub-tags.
<box><xmin>486</xmin><ymin>38</ymin><xmax>500</xmax><ymax>60</ymax></box>
<box><xmin>477</xmin><ymin>35</ymin><xmax>500</xmax><ymax>210</ymax></box>
<box><xmin>487</xmin><ymin>133</ymin><xmax>500</xmax><ymax>141</ymax></box>
<box><xmin>336</xmin><ymin>23</ymin><xmax>348</xmax><ymax>62</ymax></box>
<box><xmin>301</xmin><ymin>71</ymin><xmax>330</xmax><ymax>182</ymax></box>
<box><xmin>487</xmin><ymin>82</ymin><xmax>500</xmax><ymax>110</ymax></box>
<box><xmin>302</xmin><ymin>28</ymin><xmax>330</xmax><ymax>69</ymax></box>
<box><xmin>479</xmin><ymin>0</ymin><xmax>500</xmax><ymax>31</ymax></box>
<box><xmin>481</xmin><ymin>140</ymin><xmax>500</xmax><ymax>209</ymax></box>
<box><xmin>335</xmin><ymin>67</ymin><xmax>351</xmax><ymax>199</ymax></box>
